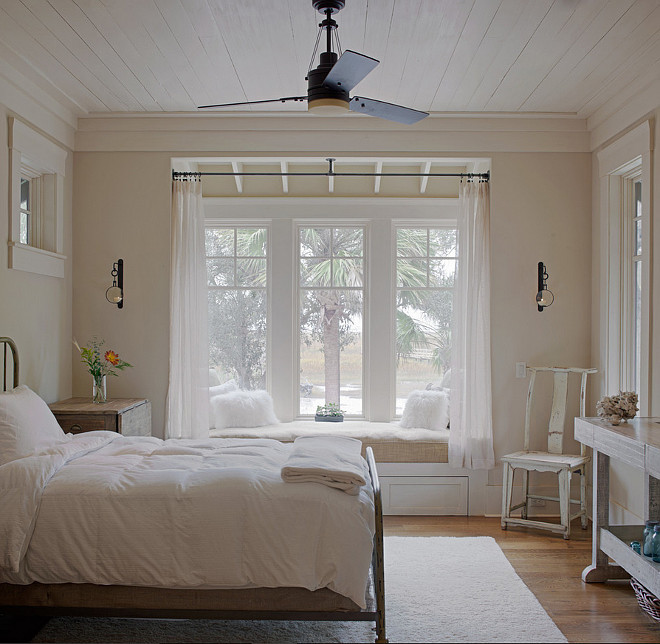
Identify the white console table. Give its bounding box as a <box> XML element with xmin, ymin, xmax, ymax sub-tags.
<box><xmin>574</xmin><ymin>417</ymin><xmax>660</xmax><ymax>596</ymax></box>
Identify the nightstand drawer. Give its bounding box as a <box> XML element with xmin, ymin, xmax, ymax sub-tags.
<box><xmin>54</xmin><ymin>414</ymin><xmax>112</xmax><ymax>434</ymax></box>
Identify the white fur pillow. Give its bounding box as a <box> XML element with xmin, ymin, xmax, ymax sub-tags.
<box><xmin>0</xmin><ymin>385</ymin><xmax>67</xmax><ymax>465</ymax></box>
<box><xmin>212</xmin><ymin>389</ymin><xmax>279</xmax><ymax>429</ymax></box>
<box><xmin>209</xmin><ymin>379</ymin><xmax>239</xmax><ymax>400</ymax></box>
<box><xmin>208</xmin><ymin>379</ymin><xmax>239</xmax><ymax>429</ymax></box>
<box><xmin>400</xmin><ymin>389</ymin><xmax>449</xmax><ymax>431</ymax></box>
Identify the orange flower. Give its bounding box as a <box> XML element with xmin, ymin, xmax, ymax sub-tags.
<box><xmin>104</xmin><ymin>350</ymin><xmax>120</xmax><ymax>366</ymax></box>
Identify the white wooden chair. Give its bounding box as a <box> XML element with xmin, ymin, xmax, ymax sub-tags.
<box><xmin>501</xmin><ymin>367</ymin><xmax>597</xmax><ymax>539</ymax></box>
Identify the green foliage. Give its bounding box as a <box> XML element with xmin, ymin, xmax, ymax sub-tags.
<box><xmin>395</xmin><ymin>228</ymin><xmax>455</xmax><ymax>376</ymax></box>
<box><xmin>208</xmin><ymin>289</ymin><xmax>266</xmax><ymax>390</ymax></box>
<box><xmin>74</xmin><ymin>337</ymin><xmax>132</xmax><ymax>381</ymax></box>
<box><xmin>207</xmin><ymin>227</ymin><xmax>268</xmax><ymax>390</ymax></box>
<box><xmin>315</xmin><ymin>402</ymin><xmax>345</xmax><ymax>417</ymax></box>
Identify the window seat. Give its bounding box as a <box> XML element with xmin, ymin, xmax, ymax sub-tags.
<box><xmin>209</xmin><ymin>421</ymin><xmax>449</xmax><ymax>463</ymax></box>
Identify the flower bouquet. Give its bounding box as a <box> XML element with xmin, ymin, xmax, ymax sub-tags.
<box><xmin>74</xmin><ymin>337</ymin><xmax>132</xmax><ymax>403</ymax></box>
<box><xmin>596</xmin><ymin>391</ymin><xmax>638</xmax><ymax>426</ymax></box>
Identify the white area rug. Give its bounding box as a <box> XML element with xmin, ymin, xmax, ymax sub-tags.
<box><xmin>32</xmin><ymin>536</ymin><xmax>567</xmax><ymax>643</ymax></box>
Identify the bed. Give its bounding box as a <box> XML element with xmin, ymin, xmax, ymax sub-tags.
<box><xmin>0</xmin><ymin>337</ymin><xmax>387</xmax><ymax>643</ymax></box>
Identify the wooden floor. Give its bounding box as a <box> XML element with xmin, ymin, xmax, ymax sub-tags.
<box><xmin>384</xmin><ymin>515</ymin><xmax>660</xmax><ymax>643</ymax></box>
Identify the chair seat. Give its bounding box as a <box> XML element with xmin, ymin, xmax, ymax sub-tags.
<box><xmin>502</xmin><ymin>451</ymin><xmax>588</xmax><ymax>470</ymax></box>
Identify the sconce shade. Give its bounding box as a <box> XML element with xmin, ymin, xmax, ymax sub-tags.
<box><xmin>536</xmin><ymin>289</ymin><xmax>554</xmax><ymax>308</ymax></box>
<box><xmin>106</xmin><ymin>286</ymin><xmax>123</xmax><ymax>304</ymax></box>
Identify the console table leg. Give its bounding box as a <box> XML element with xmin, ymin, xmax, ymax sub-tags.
<box><xmin>645</xmin><ymin>473</ymin><xmax>660</xmax><ymax>522</ymax></box>
<box><xmin>583</xmin><ymin>449</ymin><xmax>611</xmax><ymax>583</ymax></box>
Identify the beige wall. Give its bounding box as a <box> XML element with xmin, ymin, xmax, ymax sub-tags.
<box><xmin>490</xmin><ymin>152</ymin><xmax>592</xmax><ymax>474</ymax></box>
<box><xmin>73</xmin><ymin>141</ymin><xmax>592</xmax><ymax>451</ymax></box>
<box><xmin>72</xmin><ymin>153</ymin><xmax>171</xmax><ymax>433</ymax></box>
<box><xmin>0</xmin><ymin>106</ymin><xmax>72</xmax><ymax>403</ymax></box>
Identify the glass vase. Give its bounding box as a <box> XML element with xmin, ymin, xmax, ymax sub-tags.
<box><xmin>92</xmin><ymin>374</ymin><xmax>107</xmax><ymax>404</ymax></box>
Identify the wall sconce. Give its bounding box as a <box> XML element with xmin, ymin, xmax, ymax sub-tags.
<box><xmin>105</xmin><ymin>259</ymin><xmax>123</xmax><ymax>309</ymax></box>
<box><xmin>536</xmin><ymin>261</ymin><xmax>554</xmax><ymax>312</ymax></box>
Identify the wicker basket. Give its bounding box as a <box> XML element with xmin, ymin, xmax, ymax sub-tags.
<box><xmin>631</xmin><ymin>577</ymin><xmax>660</xmax><ymax>622</ymax></box>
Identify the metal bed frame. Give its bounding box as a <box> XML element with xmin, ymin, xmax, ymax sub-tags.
<box><xmin>0</xmin><ymin>337</ymin><xmax>387</xmax><ymax>642</ymax></box>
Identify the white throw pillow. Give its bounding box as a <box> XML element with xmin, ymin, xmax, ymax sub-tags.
<box><xmin>209</xmin><ymin>368</ymin><xmax>221</xmax><ymax>387</ymax></box>
<box><xmin>0</xmin><ymin>385</ymin><xmax>67</xmax><ymax>465</ymax></box>
<box><xmin>440</xmin><ymin>369</ymin><xmax>451</xmax><ymax>388</ymax></box>
<box><xmin>208</xmin><ymin>379</ymin><xmax>240</xmax><ymax>429</ymax></box>
<box><xmin>212</xmin><ymin>389</ymin><xmax>279</xmax><ymax>429</ymax></box>
<box><xmin>399</xmin><ymin>389</ymin><xmax>449</xmax><ymax>431</ymax></box>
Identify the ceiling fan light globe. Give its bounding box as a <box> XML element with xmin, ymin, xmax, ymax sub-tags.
<box><xmin>308</xmin><ymin>97</ymin><xmax>350</xmax><ymax>115</ymax></box>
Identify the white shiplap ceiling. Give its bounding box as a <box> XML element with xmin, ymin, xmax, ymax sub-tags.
<box><xmin>1</xmin><ymin>0</ymin><xmax>660</xmax><ymax>119</ymax></box>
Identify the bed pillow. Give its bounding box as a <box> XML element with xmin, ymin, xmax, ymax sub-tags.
<box><xmin>208</xmin><ymin>379</ymin><xmax>240</xmax><ymax>429</ymax></box>
<box><xmin>0</xmin><ymin>385</ymin><xmax>67</xmax><ymax>465</ymax></box>
<box><xmin>212</xmin><ymin>389</ymin><xmax>279</xmax><ymax>430</ymax></box>
<box><xmin>399</xmin><ymin>389</ymin><xmax>449</xmax><ymax>431</ymax></box>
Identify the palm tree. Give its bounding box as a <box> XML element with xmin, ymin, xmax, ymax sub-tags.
<box><xmin>299</xmin><ymin>227</ymin><xmax>363</xmax><ymax>406</ymax></box>
<box><xmin>395</xmin><ymin>228</ymin><xmax>455</xmax><ymax>378</ymax></box>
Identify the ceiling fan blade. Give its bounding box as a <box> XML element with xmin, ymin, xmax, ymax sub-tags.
<box><xmin>198</xmin><ymin>96</ymin><xmax>307</xmax><ymax>109</ymax></box>
<box><xmin>349</xmin><ymin>96</ymin><xmax>428</xmax><ymax>124</ymax></box>
<box><xmin>323</xmin><ymin>50</ymin><xmax>379</xmax><ymax>92</ymax></box>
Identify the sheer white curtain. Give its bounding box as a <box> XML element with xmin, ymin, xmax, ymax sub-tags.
<box><xmin>449</xmin><ymin>179</ymin><xmax>494</xmax><ymax>469</ymax></box>
<box><xmin>166</xmin><ymin>177</ymin><xmax>209</xmax><ymax>439</ymax></box>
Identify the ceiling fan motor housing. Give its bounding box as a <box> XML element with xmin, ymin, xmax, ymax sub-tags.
<box><xmin>307</xmin><ymin>52</ymin><xmax>350</xmax><ymax>106</ymax></box>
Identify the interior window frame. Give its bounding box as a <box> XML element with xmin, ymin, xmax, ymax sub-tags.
<box><xmin>296</xmin><ymin>223</ymin><xmax>367</xmax><ymax>419</ymax></box>
<box><xmin>393</xmin><ymin>224</ymin><xmax>458</xmax><ymax>417</ymax></box>
<box><xmin>205</xmin><ymin>222</ymin><xmax>271</xmax><ymax>393</ymax></box>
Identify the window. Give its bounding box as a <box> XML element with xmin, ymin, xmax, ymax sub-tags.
<box><xmin>298</xmin><ymin>227</ymin><xmax>364</xmax><ymax>416</ymax></box>
<box><xmin>206</xmin><ymin>226</ymin><xmax>268</xmax><ymax>390</ymax></box>
<box><xmin>8</xmin><ymin>118</ymin><xmax>67</xmax><ymax>278</ymax></box>
<box><xmin>19</xmin><ymin>177</ymin><xmax>32</xmax><ymax>245</ymax></box>
<box><xmin>622</xmin><ymin>176</ymin><xmax>643</xmax><ymax>393</ymax></box>
<box><xmin>395</xmin><ymin>227</ymin><xmax>456</xmax><ymax>414</ymax></box>
<box><xmin>203</xmin><ymin>196</ymin><xmax>461</xmax><ymax>421</ymax></box>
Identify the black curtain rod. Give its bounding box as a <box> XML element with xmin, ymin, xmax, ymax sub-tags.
<box><xmin>173</xmin><ymin>157</ymin><xmax>488</xmax><ymax>181</ymax></box>
<box><xmin>173</xmin><ymin>169</ymin><xmax>489</xmax><ymax>180</ymax></box>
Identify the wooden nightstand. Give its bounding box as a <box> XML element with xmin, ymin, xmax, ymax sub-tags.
<box><xmin>49</xmin><ymin>398</ymin><xmax>152</xmax><ymax>436</ymax></box>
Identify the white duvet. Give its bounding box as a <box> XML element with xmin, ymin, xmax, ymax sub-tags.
<box><xmin>0</xmin><ymin>432</ymin><xmax>375</xmax><ymax>607</ymax></box>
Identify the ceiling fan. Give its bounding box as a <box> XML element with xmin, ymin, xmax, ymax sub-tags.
<box><xmin>198</xmin><ymin>0</ymin><xmax>428</xmax><ymax>125</ymax></box>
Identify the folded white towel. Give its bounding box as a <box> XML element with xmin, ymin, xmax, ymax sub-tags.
<box><xmin>281</xmin><ymin>435</ymin><xmax>367</xmax><ymax>495</ymax></box>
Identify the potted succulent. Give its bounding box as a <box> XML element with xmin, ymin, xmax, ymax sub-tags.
<box><xmin>315</xmin><ymin>402</ymin><xmax>345</xmax><ymax>422</ymax></box>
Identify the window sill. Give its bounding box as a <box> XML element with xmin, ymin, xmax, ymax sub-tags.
<box><xmin>8</xmin><ymin>241</ymin><xmax>66</xmax><ymax>278</ymax></box>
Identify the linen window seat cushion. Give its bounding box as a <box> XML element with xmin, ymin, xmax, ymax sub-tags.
<box><xmin>209</xmin><ymin>421</ymin><xmax>449</xmax><ymax>463</ymax></box>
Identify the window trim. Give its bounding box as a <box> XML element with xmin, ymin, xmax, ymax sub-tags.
<box><xmin>597</xmin><ymin>121</ymin><xmax>652</xmax><ymax>414</ymax></box>
<box><xmin>8</xmin><ymin>118</ymin><xmax>67</xmax><ymax>278</ymax></box>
